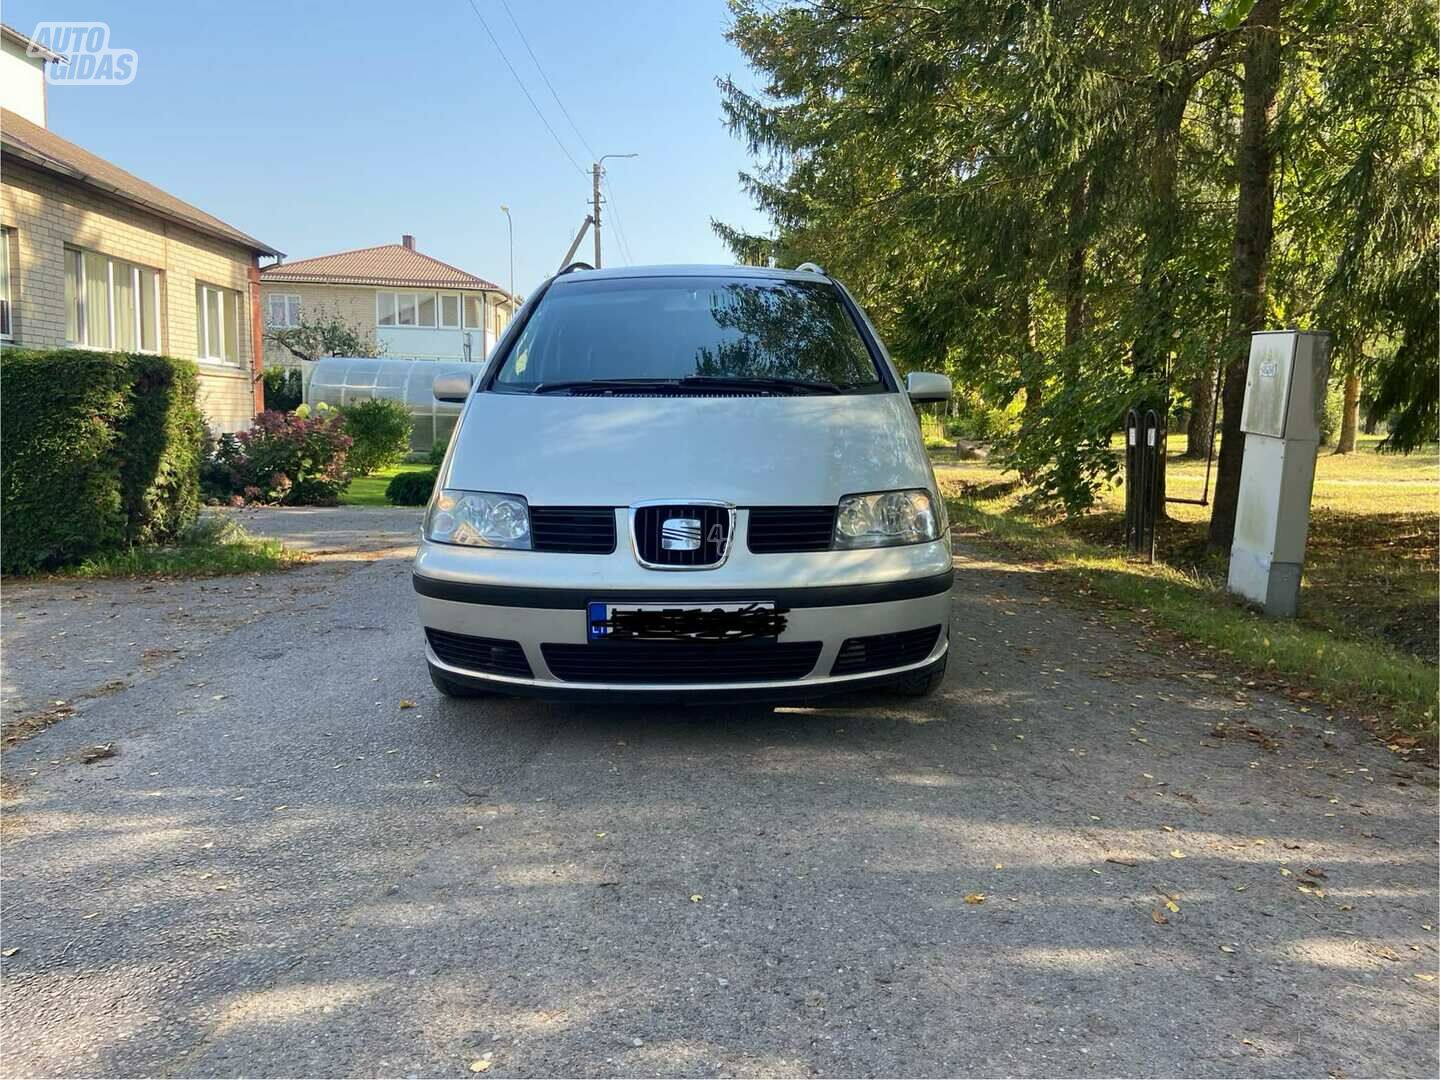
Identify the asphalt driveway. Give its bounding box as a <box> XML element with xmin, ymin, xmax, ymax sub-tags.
<box><xmin>1</xmin><ymin>507</ymin><xmax>1436</xmax><ymax>1078</ymax></box>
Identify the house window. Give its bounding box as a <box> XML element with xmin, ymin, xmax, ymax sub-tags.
<box><xmin>0</xmin><ymin>228</ymin><xmax>11</xmax><ymax>340</ymax></box>
<box><xmin>196</xmin><ymin>282</ymin><xmax>241</xmax><ymax>363</ymax></box>
<box><xmin>64</xmin><ymin>246</ymin><xmax>162</xmax><ymax>352</ymax></box>
<box><xmin>462</xmin><ymin>295</ymin><xmax>483</xmax><ymax>330</ymax></box>
<box><xmin>378</xmin><ymin>291</ymin><xmax>441</xmax><ymax>328</ymax></box>
<box><xmin>267</xmin><ymin>293</ymin><xmax>301</xmax><ymax>328</ymax></box>
<box><xmin>440</xmin><ymin>294</ymin><xmax>460</xmax><ymax>329</ymax></box>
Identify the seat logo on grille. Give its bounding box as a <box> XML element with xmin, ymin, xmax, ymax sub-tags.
<box><xmin>660</xmin><ymin>517</ymin><xmax>703</xmax><ymax>551</ymax></box>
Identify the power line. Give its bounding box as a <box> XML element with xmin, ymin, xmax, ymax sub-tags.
<box><xmin>498</xmin><ymin>0</ymin><xmax>597</xmax><ymax>162</ymax></box>
<box><xmin>462</xmin><ymin>0</ymin><xmax>585</xmax><ymax>176</ymax></box>
<box><xmin>603</xmin><ymin>175</ymin><xmax>635</xmax><ymax>265</ymax></box>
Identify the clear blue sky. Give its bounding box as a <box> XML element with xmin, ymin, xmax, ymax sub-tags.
<box><xmin>8</xmin><ymin>0</ymin><xmax>770</xmax><ymax>296</ymax></box>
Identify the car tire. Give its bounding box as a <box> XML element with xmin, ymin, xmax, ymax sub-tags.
<box><xmin>428</xmin><ymin>662</ymin><xmax>495</xmax><ymax>698</ymax></box>
<box><xmin>892</xmin><ymin>655</ymin><xmax>947</xmax><ymax>698</ymax></box>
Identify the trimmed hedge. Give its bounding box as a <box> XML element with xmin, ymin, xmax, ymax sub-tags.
<box><xmin>2</xmin><ymin>348</ymin><xmax>204</xmax><ymax>573</ymax></box>
<box><xmin>385</xmin><ymin>468</ymin><xmax>437</xmax><ymax>506</ymax></box>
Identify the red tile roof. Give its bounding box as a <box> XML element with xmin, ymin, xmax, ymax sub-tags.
<box><xmin>260</xmin><ymin>243</ymin><xmax>507</xmax><ymax>294</ymax></box>
<box><xmin>0</xmin><ymin>107</ymin><xmax>279</xmax><ymax>256</ymax></box>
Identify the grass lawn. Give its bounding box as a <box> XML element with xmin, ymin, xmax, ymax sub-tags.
<box><xmin>56</xmin><ymin>518</ymin><xmax>304</xmax><ymax>579</ymax></box>
<box><xmin>341</xmin><ymin>462</ymin><xmax>434</xmax><ymax>507</ymax></box>
<box><xmin>932</xmin><ymin>435</ymin><xmax>1439</xmax><ymax>746</ymax></box>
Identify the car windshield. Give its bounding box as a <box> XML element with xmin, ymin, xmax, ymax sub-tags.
<box><xmin>492</xmin><ymin>276</ymin><xmax>884</xmax><ymax>393</ymax></box>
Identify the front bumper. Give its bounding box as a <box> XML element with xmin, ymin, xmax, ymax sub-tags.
<box><xmin>413</xmin><ymin>528</ymin><xmax>954</xmax><ymax>698</ymax></box>
<box><xmin>416</xmin><ymin>571</ymin><xmax>952</xmax><ymax>701</ymax></box>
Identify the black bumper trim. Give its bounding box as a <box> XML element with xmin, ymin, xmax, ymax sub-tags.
<box><xmin>412</xmin><ymin>568</ymin><xmax>954</xmax><ymax>610</ymax></box>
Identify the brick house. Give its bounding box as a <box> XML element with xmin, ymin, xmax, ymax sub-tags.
<box><xmin>0</xmin><ymin>31</ymin><xmax>280</xmax><ymax>432</ymax></box>
<box><xmin>260</xmin><ymin>237</ymin><xmax>516</xmax><ymax>368</ymax></box>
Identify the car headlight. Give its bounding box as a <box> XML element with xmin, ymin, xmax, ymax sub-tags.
<box><xmin>834</xmin><ymin>489</ymin><xmax>940</xmax><ymax>549</ymax></box>
<box><xmin>424</xmin><ymin>490</ymin><xmax>531</xmax><ymax>549</ymax></box>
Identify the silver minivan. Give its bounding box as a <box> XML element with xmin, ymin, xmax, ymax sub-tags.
<box><xmin>413</xmin><ymin>263</ymin><xmax>953</xmax><ymax>702</ymax></box>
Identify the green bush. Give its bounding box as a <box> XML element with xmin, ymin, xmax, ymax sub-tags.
<box><xmin>1</xmin><ymin>348</ymin><xmax>203</xmax><ymax>573</ymax></box>
<box><xmin>262</xmin><ymin>367</ymin><xmax>303</xmax><ymax>412</ymax></box>
<box><xmin>428</xmin><ymin>434</ymin><xmax>450</xmax><ymax>467</ymax></box>
<box><xmin>385</xmin><ymin>468</ymin><xmax>437</xmax><ymax>506</ymax></box>
<box><xmin>234</xmin><ymin>410</ymin><xmax>352</xmax><ymax>505</ymax></box>
<box><xmin>340</xmin><ymin>398</ymin><xmax>412</xmax><ymax>476</ymax></box>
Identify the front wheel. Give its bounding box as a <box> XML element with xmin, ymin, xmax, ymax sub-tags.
<box><xmin>428</xmin><ymin>662</ymin><xmax>496</xmax><ymax>698</ymax></box>
<box><xmin>892</xmin><ymin>655</ymin><xmax>947</xmax><ymax>698</ymax></box>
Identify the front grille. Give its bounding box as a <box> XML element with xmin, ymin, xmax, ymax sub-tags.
<box><xmin>426</xmin><ymin>629</ymin><xmax>533</xmax><ymax>678</ymax></box>
<box><xmin>633</xmin><ymin>504</ymin><xmax>732</xmax><ymax>568</ymax></box>
<box><xmin>542</xmin><ymin>640</ymin><xmax>822</xmax><ymax>684</ymax></box>
<box><xmin>830</xmin><ymin>625</ymin><xmax>942</xmax><ymax>676</ymax></box>
<box><xmin>530</xmin><ymin>506</ymin><xmax>616</xmax><ymax>554</ymax></box>
<box><xmin>747</xmin><ymin>506</ymin><xmax>836</xmax><ymax>553</ymax></box>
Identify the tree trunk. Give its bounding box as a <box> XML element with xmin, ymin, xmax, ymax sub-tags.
<box><xmin>1208</xmin><ymin>0</ymin><xmax>1282</xmax><ymax>552</ymax></box>
<box><xmin>1132</xmin><ymin>31</ymin><xmax>1194</xmax><ymax>517</ymax></box>
<box><xmin>1185</xmin><ymin>362</ymin><xmax>1217</xmax><ymax>458</ymax></box>
<box><xmin>1020</xmin><ymin>293</ymin><xmax>1043</xmax><ymax>419</ymax></box>
<box><xmin>1335</xmin><ymin>370</ymin><xmax>1360</xmax><ymax>453</ymax></box>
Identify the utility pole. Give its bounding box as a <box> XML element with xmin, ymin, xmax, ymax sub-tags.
<box><xmin>591</xmin><ymin>153</ymin><xmax>638</xmax><ymax>269</ymax></box>
<box><xmin>591</xmin><ymin>162</ymin><xmax>603</xmax><ymax>268</ymax></box>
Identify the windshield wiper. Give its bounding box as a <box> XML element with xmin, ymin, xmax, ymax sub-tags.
<box><xmin>677</xmin><ymin>376</ymin><xmax>844</xmax><ymax>395</ymax></box>
<box><xmin>530</xmin><ymin>379</ymin><xmax>683</xmax><ymax>395</ymax></box>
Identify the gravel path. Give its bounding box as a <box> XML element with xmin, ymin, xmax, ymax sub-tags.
<box><xmin>1</xmin><ymin>507</ymin><xmax>1435</xmax><ymax>1078</ymax></box>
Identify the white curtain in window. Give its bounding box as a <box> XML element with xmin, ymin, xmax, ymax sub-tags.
<box><xmin>418</xmin><ymin>294</ymin><xmax>437</xmax><ymax>327</ymax></box>
<box><xmin>112</xmin><ymin>262</ymin><xmax>137</xmax><ymax>352</ymax></box>
<box><xmin>138</xmin><ymin>268</ymin><xmax>158</xmax><ymax>351</ymax></box>
<box><xmin>84</xmin><ymin>251</ymin><xmax>111</xmax><ymax>348</ymax></box>
<box><xmin>378</xmin><ymin>293</ymin><xmax>396</xmax><ymax>326</ymax></box>
<box><xmin>223</xmin><ymin>290</ymin><xmax>239</xmax><ymax>361</ymax></box>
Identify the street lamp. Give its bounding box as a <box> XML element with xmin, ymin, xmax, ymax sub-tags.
<box><xmin>499</xmin><ymin>204</ymin><xmax>514</xmax><ymax>314</ymax></box>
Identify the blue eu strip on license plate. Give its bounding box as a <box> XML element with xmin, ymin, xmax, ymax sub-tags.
<box><xmin>587</xmin><ymin>601</ymin><xmax>780</xmax><ymax>641</ymax></box>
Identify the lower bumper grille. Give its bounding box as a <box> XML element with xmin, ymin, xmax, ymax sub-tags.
<box><xmin>541</xmin><ymin>640</ymin><xmax>822</xmax><ymax>684</ymax></box>
<box><xmin>830</xmin><ymin>625</ymin><xmax>942</xmax><ymax>676</ymax></box>
<box><xmin>426</xmin><ymin>628</ymin><xmax>533</xmax><ymax>678</ymax></box>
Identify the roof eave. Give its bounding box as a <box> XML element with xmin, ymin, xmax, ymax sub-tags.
<box><xmin>1</xmin><ymin>140</ymin><xmax>283</xmax><ymax>258</ymax></box>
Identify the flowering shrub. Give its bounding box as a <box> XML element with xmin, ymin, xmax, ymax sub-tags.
<box><xmin>237</xmin><ymin>410</ymin><xmax>352</xmax><ymax>505</ymax></box>
<box><xmin>202</xmin><ymin>410</ymin><xmax>352</xmax><ymax>506</ymax></box>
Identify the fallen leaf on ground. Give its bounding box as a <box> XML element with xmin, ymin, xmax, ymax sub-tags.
<box><xmin>1</xmin><ymin>947</ymin><xmax>17</xmax><ymax>957</ymax></box>
<box><xmin>398</xmin><ymin>700</ymin><xmax>418</xmax><ymax>709</ymax></box>
<box><xmin>1169</xmin><ymin>850</ymin><xmax>1186</xmax><ymax>859</ymax></box>
<box><xmin>1165</xmin><ymin>899</ymin><xmax>1180</xmax><ymax>913</ymax></box>
<box><xmin>1220</xmin><ymin>944</ymin><xmax>1236</xmax><ymax>953</ymax></box>
<box><xmin>964</xmin><ymin>893</ymin><xmax>986</xmax><ymax>904</ymax></box>
<box><xmin>1151</xmin><ymin>909</ymin><xmax>1169</xmax><ymax>925</ymax></box>
<box><xmin>689</xmin><ymin>894</ymin><xmax>703</xmax><ymax>903</ymax></box>
<box><xmin>1415</xmin><ymin>974</ymin><xmax>1436</xmax><ymax>982</ymax></box>
<box><xmin>1305</xmin><ymin>867</ymin><xmax>1327</xmax><ymax>879</ymax></box>
<box><xmin>469</xmin><ymin>1061</ymin><xmax>492</xmax><ymax>1073</ymax></box>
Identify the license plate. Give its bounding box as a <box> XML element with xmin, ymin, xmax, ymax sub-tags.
<box><xmin>587</xmin><ymin>601</ymin><xmax>784</xmax><ymax>642</ymax></box>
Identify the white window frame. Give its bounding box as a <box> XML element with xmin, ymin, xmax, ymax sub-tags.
<box><xmin>196</xmin><ymin>282</ymin><xmax>240</xmax><ymax>365</ymax></box>
<box><xmin>66</xmin><ymin>245</ymin><xmax>163</xmax><ymax>353</ymax></box>
<box><xmin>267</xmin><ymin>292</ymin><xmax>301</xmax><ymax>328</ymax></box>
<box><xmin>377</xmin><ymin>290</ymin><xmax>443</xmax><ymax>329</ymax></box>
<box><xmin>0</xmin><ymin>227</ymin><xmax>12</xmax><ymax>341</ymax></box>
<box><xmin>439</xmin><ymin>293</ymin><xmax>461</xmax><ymax>329</ymax></box>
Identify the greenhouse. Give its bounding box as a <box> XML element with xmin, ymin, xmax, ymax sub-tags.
<box><xmin>304</xmin><ymin>356</ymin><xmax>476</xmax><ymax>456</ymax></box>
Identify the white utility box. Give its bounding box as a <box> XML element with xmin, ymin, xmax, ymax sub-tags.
<box><xmin>1227</xmin><ymin>330</ymin><xmax>1331</xmax><ymax>616</ymax></box>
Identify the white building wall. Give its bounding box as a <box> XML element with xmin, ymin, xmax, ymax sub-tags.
<box><xmin>0</xmin><ymin>36</ymin><xmax>48</xmax><ymax>126</ymax></box>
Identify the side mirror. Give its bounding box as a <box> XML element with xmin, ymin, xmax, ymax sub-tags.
<box><xmin>906</xmin><ymin>371</ymin><xmax>952</xmax><ymax>403</ymax></box>
<box><xmin>432</xmin><ymin>371</ymin><xmax>474</xmax><ymax>403</ymax></box>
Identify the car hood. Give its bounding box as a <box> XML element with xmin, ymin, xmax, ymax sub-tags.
<box><xmin>443</xmin><ymin>391</ymin><xmax>936</xmax><ymax>505</ymax></box>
